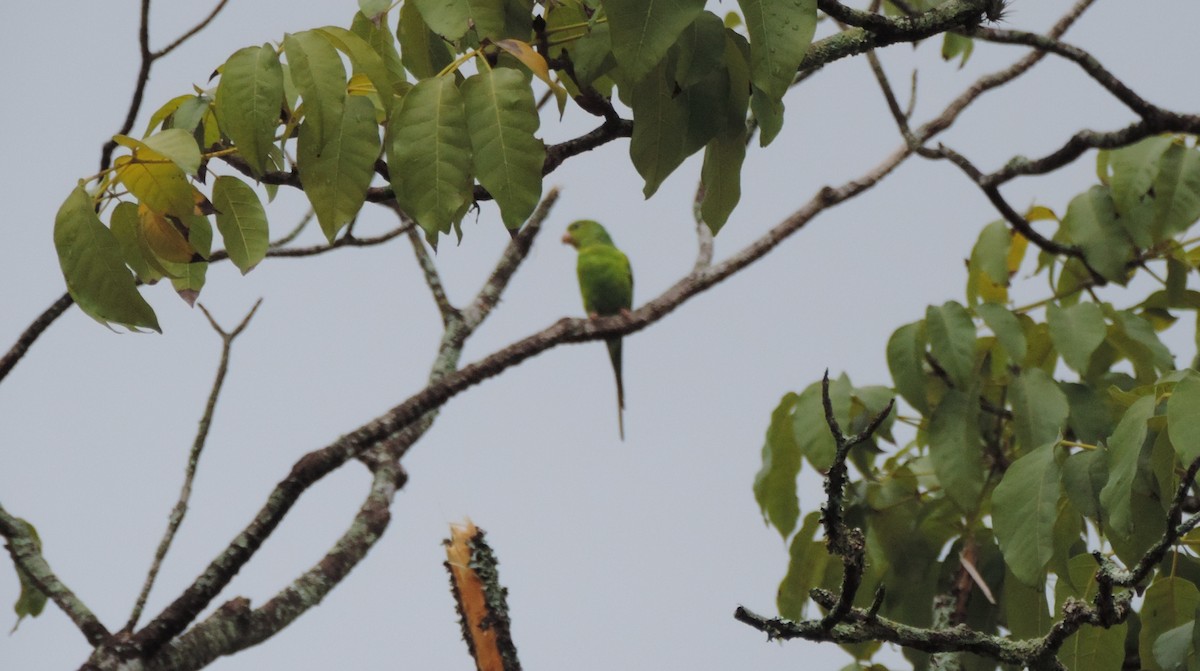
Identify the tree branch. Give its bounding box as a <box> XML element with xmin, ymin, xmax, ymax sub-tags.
<box><xmin>405</xmin><ymin>223</ymin><xmax>459</xmax><ymax>326</ymax></box>
<box><xmin>0</xmin><ymin>504</ymin><xmax>110</xmax><ymax>646</ymax></box>
<box><xmin>99</xmin><ymin>0</ymin><xmax>231</xmax><ymax>171</ymax></box>
<box><xmin>138</xmin><ymin>460</ymin><xmax>405</xmax><ymax>671</ymax></box>
<box><xmin>124</xmin><ymin>301</ymin><xmax>262</xmax><ymax>632</ymax></box>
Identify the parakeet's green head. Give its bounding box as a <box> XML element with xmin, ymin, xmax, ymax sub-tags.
<box><xmin>562</xmin><ymin>220</ymin><xmax>614</xmax><ymax>249</ymax></box>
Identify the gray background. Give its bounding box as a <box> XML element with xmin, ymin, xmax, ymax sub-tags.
<box><xmin>1</xmin><ymin>1</ymin><xmax>1196</xmax><ymax>669</ymax></box>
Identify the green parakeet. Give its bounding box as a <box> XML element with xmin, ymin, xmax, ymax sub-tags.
<box><xmin>562</xmin><ymin>220</ymin><xmax>633</xmax><ymax>440</ymax></box>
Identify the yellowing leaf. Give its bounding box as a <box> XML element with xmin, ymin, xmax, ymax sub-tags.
<box><xmin>493</xmin><ymin>39</ymin><xmax>558</xmax><ymax>96</ymax></box>
<box><xmin>113</xmin><ymin>143</ymin><xmax>195</xmax><ymax>219</ymax></box>
<box><xmin>138</xmin><ymin>204</ymin><xmax>198</xmax><ymax>264</ymax></box>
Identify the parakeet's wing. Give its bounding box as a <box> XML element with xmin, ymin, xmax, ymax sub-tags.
<box><xmin>576</xmin><ymin>246</ymin><xmax>633</xmax><ymax>316</ymax></box>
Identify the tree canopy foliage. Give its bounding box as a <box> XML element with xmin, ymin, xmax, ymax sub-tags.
<box><xmin>7</xmin><ymin>0</ymin><xmax>1200</xmax><ymax>669</ymax></box>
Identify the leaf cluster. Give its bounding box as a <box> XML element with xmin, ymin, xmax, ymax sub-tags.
<box><xmin>50</xmin><ymin>0</ymin><xmax>831</xmax><ymax>332</ymax></box>
<box><xmin>755</xmin><ymin>135</ymin><xmax>1200</xmax><ymax>671</ymax></box>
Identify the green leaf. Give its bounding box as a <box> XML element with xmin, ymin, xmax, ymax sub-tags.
<box><xmin>1061</xmin><ymin>446</ymin><xmax>1108</xmax><ymax>525</ymax></box>
<box><xmin>941</xmin><ymin>32</ymin><xmax>973</xmax><ymax>68</ymax></box>
<box><xmin>976</xmin><ymin>303</ymin><xmax>1026</xmax><ymax>364</ymax></box>
<box><xmin>110</xmin><ymin>202</ymin><xmax>161</xmax><ymax>284</ymax></box>
<box><xmin>753</xmin><ymin>393</ymin><xmax>802</xmax><ymax>539</ymax></box>
<box><xmin>1152</xmin><ymin>620</ymin><xmax>1195</xmax><ymax>671</ymax></box>
<box><xmin>720</xmin><ymin>29</ymin><xmax>752</xmax><ymax>129</ymax></box>
<box><xmin>547</xmin><ymin>1</ymin><xmax>615</xmax><ymax>88</ymax></box>
<box><xmin>1062</xmin><ymin>185</ymin><xmax>1132</xmax><ymax>283</ymax></box>
<box><xmin>605</xmin><ymin>0</ymin><xmax>705</xmax><ymax>84</ymax></box>
<box><xmin>1062</xmin><ymin>382</ymin><xmax>1116</xmax><ymax>446</ymax></box>
<box><xmin>317</xmin><ymin>26</ymin><xmax>398</xmax><ymax>115</ymax></box>
<box><xmin>1009</xmin><ymin>368</ymin><xmax>1069</xmax><ymax>455</ymax></box>
<box><xmin>413</xmin><ymin>0</ymin><xmax>470</xmax><ymax>40</ymax></box>
<box><xmin>678</xmin><ymin>67</ymin><xmax>731</xmax><ymax>158</ymax></box>
<box><xmin>629</xmin><ymin>56</ymin><xmax>688</xmax><ymax>198</ymax></box>
<box><xmin>215</xmin><ymin>44</ymin><xmax>284</xmax><ymax>177</ymax></box>
<box><xmin>928</xmin><ymin>389</ymin><xmax>984</xmax><ymax>513</ymax></box>
<box><xmin>212</xmin><ymin>176</ymin><xmax>269</xmax><ymax>274</ymax></box>
<box><xmin>298</xmin><ymin>94</ymin><xmax>381</xmax><ymax>242</ymax></box>
<box><xmin>1169</xmin><ymin>371</ymin><xmax>1200</xmax><ymax>465</ymax></box>
<box><xmin>699</xmin><ymin>126</ymin><xmax>746</xmax><ymax>235</ymax></box>
<box><xmin>142</xmin><ymin>128</ymin><xmax>202</xmax><ymax>176</ymax></box>
<box><xmin>461</xmin><ymin>68</ymin><xmax>545</xmax><ymax>229</ymax></box>
<box><xmin>54</xmin><ymin>187</ymin><xmax>160</xmax><ymax>332</ymax></box>
<box><xmin>737</xmin><ymin>0</ymin><xmax>816</xmax><ymax>100</ymax></box>
<box><xmin>749</xmin><ymin>85</ymin><xmax>784</xmax><ymax>147</ymax></box>
<box><xmin>925</xmin><ymin>301</ymin><xmax>976</xmax><ymax>389</ymax></box>
<box><xmin>1003</xmin><ymin>566</ymin><xmax>1051</xmax><ymax>639</ymax></box>
<box><xmin>1108</xmin><ymin>308</ymin><xmax>1174</xmax><ymax>382</ymax></box>
<box><xmin>1100</xmin><ymin>394</ymin><xmax>1155</xmax><ymax>541</ymax></box>
<box><xmin>970</xmin><ymin>219</ymin><xmax>1011</xmax><ymax>286</ymax></box>
<box><xmin>887</xmin><ymin>321</ymin><xmax>928</xmax><ymax>414</ymax></box>
<box><xmin>792</xmin><ymin>377</ymin><xmax>850</xmax><ymax>470</ymax></box>
<box><xmin>143</xmin><ymin>94</ymin><xmax>192</xmax><ymax>136</ymax></box>
<box><xmin>992</xmin><ymin>441</ymin><xmax>1062</xmax><ymax>586</ymax></box>
<box><xmin>170</xmin><ymin>95</ymin><xmax>212</xmax><ymax>135</ymax></box>
<box><xmin>398</xmin><ymin>1</ymin><xmax>454</xmax><ymax>79</ymax></box>
<box><xmin>777</xmin><ymin>512</ymin><xmax>828</xmax><ymax>620</ymax></box>
<box><xmin>351</xmin><ymin>11</ymin><xmax>409</xmax><ymax>97</ymax></box>
<box><xmin>386</xmin><ymin>76</ymin><xmax>473</xmax><ymax>239</ymax></box>
<box><xmin>673</xmin><ymin>11</ymin><xmax>726</xmax><ymax>88</ymax></box>
<box><xmin>1153</xmin><ymin>142</ymin><xmax>1200</xmax><ymax>240</ymax></box>
<box><xmin>358</xmin><ymin>0</ymin><xmax>391</xmax><ymax>18</ymax></box>
<box><xmin>1047</xmin><ymin>302</ymin><xmax>1107</xmax><ymax>374</ymax></box>
<box><xmin>283</xmin><ymin>30</ymin><xmax>347</xmax><ymax>145</ymax></box>
<box><xmin>1108</xmin><ymin>135</ymin><xmax>1171</xmax><ymax>216</ymax></box>
<box><xmin>1142</xmin><ymin>578</ymin><xmax>1200</xmax><ymax>671</ymax></box>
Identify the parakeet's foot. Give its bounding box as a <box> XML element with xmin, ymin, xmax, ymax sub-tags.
<box><xmin>619</xmin><ymin>308</ymin><xmax>632</xmax><ymax>318</ymax></box>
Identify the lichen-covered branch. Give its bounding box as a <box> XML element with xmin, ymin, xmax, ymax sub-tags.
<box><xmin>0</xmin><ymin>504</ymin><xmax>110</xmax><ymax>646</ymax></box>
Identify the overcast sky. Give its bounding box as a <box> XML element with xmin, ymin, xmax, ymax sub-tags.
<box><xmin>2</xmin><ymin>1</ymin><xmax>1199</xmax><ymax>669</ymax></box>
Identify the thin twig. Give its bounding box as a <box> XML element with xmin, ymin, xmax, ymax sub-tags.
<box><xmin>153</xmin><ymin>0</ymin><xmax>231</xmax><ymax>58</ymax></box>
<box><xmin>462</xmin><ymin>187</ymin><xmax>561</xmax><ymax>330</ymax></box>
<box><xmin>124</xmin><ymin>300</ymin><xmax>262</xmax><ymax>632</ymax></box>
<box><xmin>267</xmin><ymin>210</ymin><xmax>315</xmax><ymax>249</ymax></box>
<box><xmin>99</xmin><ymin>0</ymin><xmax>232</xmax><ymax>171</ymax></box>
<box><xmin>405</xmin><ymin>224</ymin><xmax>459</xmax><ymax>326</ymax></box>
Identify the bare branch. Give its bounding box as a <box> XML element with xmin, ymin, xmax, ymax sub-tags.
<box><xmin>267</xmin><ymin>210</ymin><xmax>315</xmax><ymax>250</ymax></box>
<box><xmin>0</xmin><ymin>504</ymin><xmax>111</xmax><ymax>646</ymax></box>
<box><xmin>0</xmin><ymin>293</ymin><xmax>73</xmax><ymax>385</ymax></box>
<box><xmin>967</xmin><ymin>26</ymin><xmax>1158</xmax><ymax>119</ymax></box>
<box><xmin>136</xmin><ymin>460</ymin><xmax>404</xmax><ymax>671</ymax></box>
<box><xmin>405</xmin><ymin>224</ymin><xmax>459</xmax><ymax>326</ymax></box>
<box><xmin>99</xmin><ymin>0</ymin><xmax>230</xmax><ymax>171</ymax></box>
<box><xmin>153</xmin><ymin>0</ymin><xmax>231</xmax><ymax>59</ymax></box>
<box><xmin>124</xmin><ymin>300</ymin><xmax>262</xmax><ymax>632</ymax></box>
<box><xmin>462</xmin><ymin>187</ymin><xmax>560</xmax><ymax>330</ymax></box>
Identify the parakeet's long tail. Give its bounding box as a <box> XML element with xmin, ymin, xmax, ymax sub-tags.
<box><xmin>606</xmin><ymin>337</ymin><xmax>625</xmax><ymax>440</ymax></box>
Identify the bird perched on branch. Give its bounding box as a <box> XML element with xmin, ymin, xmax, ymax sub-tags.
<box><xmin>562</xmin><ymin>220</ymin><xmax>633</xmax><ymax>440</ymax></box>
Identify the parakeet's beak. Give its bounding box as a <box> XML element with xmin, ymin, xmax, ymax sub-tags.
<box><xmin>561</xmin><ymin>233</ymin><xmax>576</xmax><ymax>247</ymax></box>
